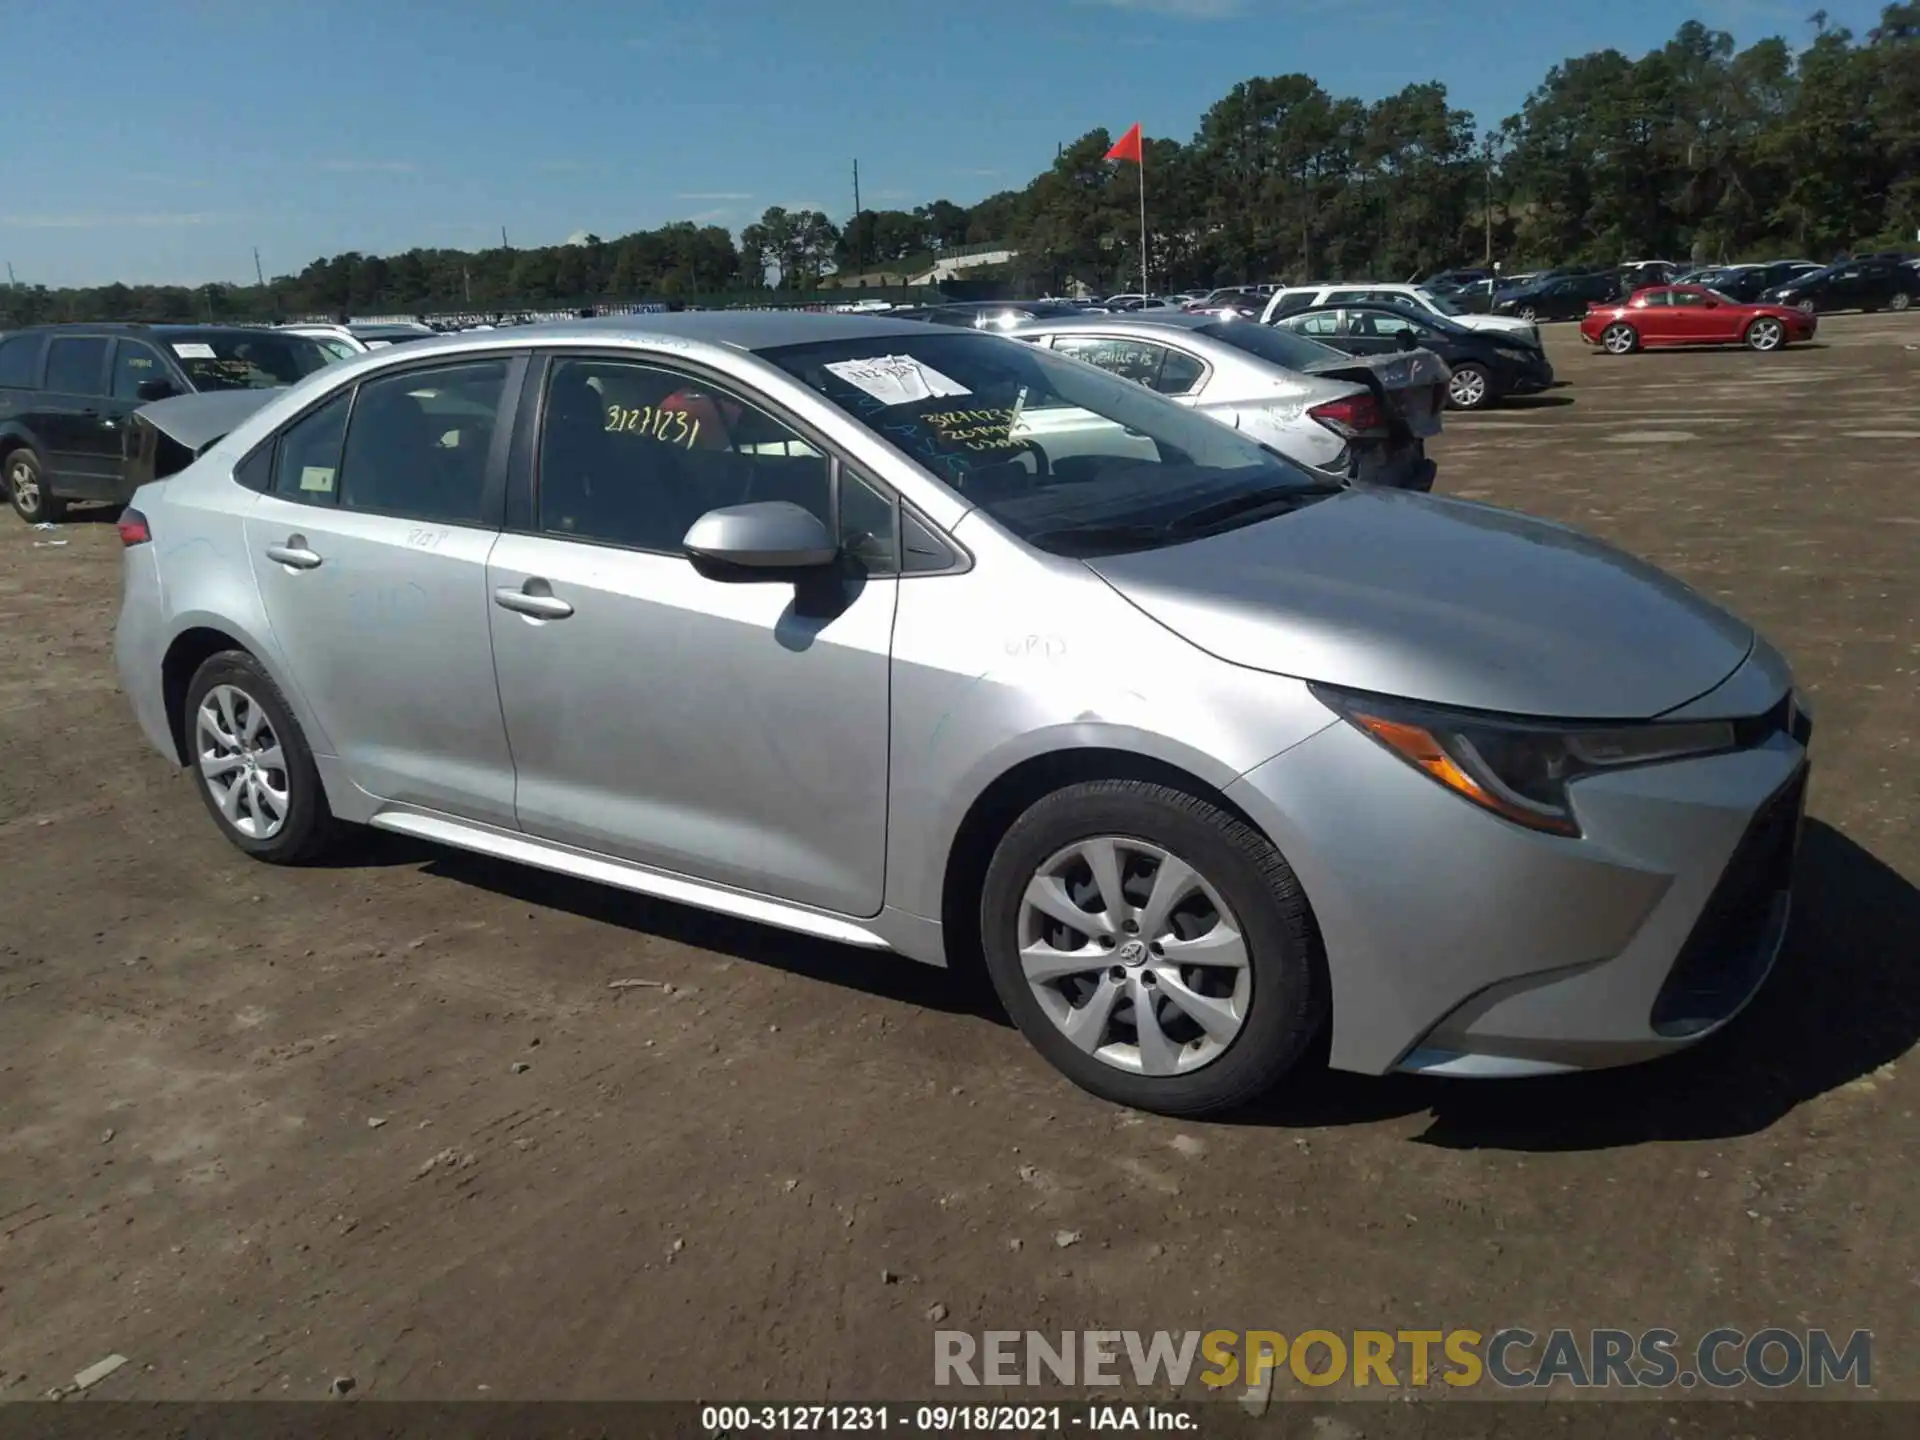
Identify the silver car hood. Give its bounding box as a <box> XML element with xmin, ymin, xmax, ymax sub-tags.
<box><xmin>1085</xmin><ymin>488</ymin><xmax>1753</xmax><ymax>719</ymax></box>
<box><xmin>134</xmin><ymin>389</ymin><xmax>281</xmax><ymax>453</ymax></box>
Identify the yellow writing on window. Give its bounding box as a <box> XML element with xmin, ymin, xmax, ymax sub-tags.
<box><xmin>605</xmin><ymin>403</ymin><xmax>702</xmax><ymax>450</ymax></box>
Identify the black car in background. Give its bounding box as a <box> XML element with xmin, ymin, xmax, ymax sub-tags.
<box><xmin>1703</xmin><ymin>261</ymin><xmax>1824</xmax><ymax>303</ymax></box>
<box><xmin>1762</xmin><ymin>257</ymin><xmax>1918</xmax><ymax>313</ymax></box>
<box><xmin>1490</xmin><ymin>270</ymin><xmax>1624</xmax><ymax>322</ymax></box>
<box><xmin>0</xmin><ymin>323</ymin><xmax>332</xmax><ymax>522</ymax></box>
<box><xmin>1272</xmin><ymin>301</ymin><xmax>1555</xmax><ymax>411</ymax></box>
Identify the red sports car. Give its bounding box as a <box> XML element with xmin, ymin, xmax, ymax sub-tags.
<box><xmin>1579</xmin><ymin>284</ymin><xmax>1816</xmax><ymax>354</ymax></box>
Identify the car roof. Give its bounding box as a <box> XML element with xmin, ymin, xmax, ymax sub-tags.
<box><xmin>537</xmin><ymin>311</ymin><xmax>940</xmax><ymax>350</ymax></box>
<box><xmin>1010</xmin><ymin>313</ymin><xmax>1218</xmax><ymax>335</ymax></box>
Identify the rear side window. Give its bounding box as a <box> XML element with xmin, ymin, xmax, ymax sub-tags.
<box><xmin>0</xmin><ymin>334</ymin><xmax>40</xmax><ymax>388</ymax></box>
<box><xmin>271</xmin><ymin>392</ymin><xmax>351</xmax><ymax>502</ymax></box>
<box><xmin>338</xmin><ymin>360</ymin><xmax>507</xmax><ymax>524</ymax></box>
<box><xmin>45</xmin><ymin>337</ymin><xmax>109</xmax><ymax>395</ymax></box>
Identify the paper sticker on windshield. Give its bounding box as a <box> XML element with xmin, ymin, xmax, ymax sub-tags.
<box><xmin>824</xmin><ymin>355</ymin><xmax>971</xmax><ymax>406</ymax></box>
<box><xmin>298</xmin><ymin>466</ymin><xmax>336</xmax><ymax>493</ymax></box>
<box><xmin>172</xmin><ymin>342</ymin><xmax>217</xmax><ymax>359</ymax></box>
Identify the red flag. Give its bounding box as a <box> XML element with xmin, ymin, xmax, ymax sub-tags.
<box><xmin>1105</xmin><ymin>123</ymin><xmax>1143</xmax><ymax>164</ymax></box>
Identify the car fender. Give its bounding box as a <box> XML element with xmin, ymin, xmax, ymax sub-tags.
<box><xmin>0</xmin><ymin>420</ymin><xmax>46</xmax><ymax>461</ymax></box>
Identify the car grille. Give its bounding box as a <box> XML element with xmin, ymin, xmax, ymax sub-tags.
<box><xmin>1649</xmin><ymin>765</ymin><xmax>1807</xmax><ymax>1037</ymax></box>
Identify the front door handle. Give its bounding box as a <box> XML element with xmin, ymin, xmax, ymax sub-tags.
<box><xmin>493</xmin><ymin>582</ymin><xmax>574</xmax><ymax>620</ymax></box>
<box><xmin>264</xmin><ymin>535</ymin><xmax>322</xmax><ymax>570</ymax></box>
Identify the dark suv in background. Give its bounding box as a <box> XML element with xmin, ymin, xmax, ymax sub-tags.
<box><xmin>0</xmin><ymin>323</ymin><xmax>333</xmax><ymax>522</ymax></box>
<box><xmin>1489</xmin><ymin>270</ymin><xmax>1624</xmax><ymax>322</ymax></box>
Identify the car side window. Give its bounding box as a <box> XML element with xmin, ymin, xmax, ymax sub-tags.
<box><xmin>45</xmin><ymin>337</ymin><xmax>108</xmax><ymax>395</ymax></box>
<box><xmin>1052</xmin><ymin>336</ymin><xmax>1202</xmax><ymax>394</ymax></box>
<box><xmin>0</xmin><ymin>334</ymin><xmax>41</xmax><ymax>388</ymax></box>
<box><xmin>111</xmin><ymin>341</ymin><xmax>169</xmax><ymax>400</ymax></box>
<box><xmin>1294</xmin><ymin>312</ymin><xmax>1341</xmax><ymax>337</ymax></box>
<box><xmin>271</xmin><ymin>392</ymin><xmax>352</xmax><ymax>503</ymax></box>
<box><xmin>337</xmin><ymin>360</ymin><xmax>507</xmax><ymax>525</ymax></box>
<box><xmin>838</xmin><ymin>468</ymin><xmax>899</xmax><ymax>574</ymax></box>
<box><xmin>1670</xmin><ymin>290</ymin><xmax>1706</xmax><ymax>308</ymax></box>
<box><xmin>536</xmin><ymin>357</ymin><xmax>829</xmax><ymax>555</ymax></box>
<box><xmin>1637</xmin><ymin>291</ymin><xmax>1669</xmax><ymax>308</ymax></box>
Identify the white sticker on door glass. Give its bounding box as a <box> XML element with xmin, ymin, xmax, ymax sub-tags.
<box><xmin>171</xmin><ymin>342</ymin><xmax>217</xmax><ymax>359</ymax></box>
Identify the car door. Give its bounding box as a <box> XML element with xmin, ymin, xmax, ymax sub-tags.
<box><xmin>36</xmin><ymin>335</ymin><xmax>119</xmax><ymax>492</ymax></box>
<box><xmin>484</xmin><ymin>352</ymin><xmax>897</xmax><ymax>917</ymax></box>
<box><xmin>240</xmin><ymin>354</ymin><xmax>523</xmax><ymax>827</ymax></box>
<box><xmin>103</xmin><ymin>339</ymin><xmax>180</xmax><ymax>487</ymax></box>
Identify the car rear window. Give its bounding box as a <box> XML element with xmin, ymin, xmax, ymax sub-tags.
<box><xmin>165</xmin><ymin>331</ymin><xmax>334</xmax><ymax>392</ymax></box>
<box><xmin>1197</xmin><ymin>320</ymin><xmax>1346</xmax><ymax>370</ymax></box>
<box><xmin>0</xmin><ymin>333</ymin><xmax>40</xmax><ymax>388</ymax></box>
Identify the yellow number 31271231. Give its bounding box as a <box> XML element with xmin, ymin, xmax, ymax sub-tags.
<box><xmin>604</xmin><ymin>403</ymin><xmax>702</xmax><ymax>450</ymax></box>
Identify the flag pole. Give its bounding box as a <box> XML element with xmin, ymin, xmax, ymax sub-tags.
<box><xmin>1138</xmin><ymin>136</ymin><xmax>1149</xmax><ymax>297</ymax></box>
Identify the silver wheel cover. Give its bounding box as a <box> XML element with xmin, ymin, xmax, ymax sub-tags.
<box><xmin>1017</xmin><ymin>836</ymin><xmax>1252</xmax><ymax>1076</ymax></box>
<box><xmin>7</xmin><ymin>457</ymin><xmax>38</xmax><ymax>512</ymax></box>
<box><xmin>1448</xmin><ymin>368</ymin><xmax>1487</xmax><ymax>406</ymax></box>
<box><xmin>196</xmin><ymin>684</ymin><xmax>292</xmax><ymax>840</ymax></box>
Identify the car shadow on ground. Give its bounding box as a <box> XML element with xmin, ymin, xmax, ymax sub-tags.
<box><xmin>418</xmin><ymin>846</ymin><xmax>998</xmax><ymax>1020</ymax></box>
<box><xmin>1230</xmin><ymin>819</ymin><xmax>1920</xmax><ymax>1150</ymax></box>
<box><xmin>1494</xmin><ymin>394</ymin><xmax>1575</xmax><ymax>410</ymax></box>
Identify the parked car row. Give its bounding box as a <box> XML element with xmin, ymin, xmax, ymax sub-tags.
<box><xmin>102</xmin><ymin>310</ymin><xmax>1814</xmax><ymax>1116</ymax></box>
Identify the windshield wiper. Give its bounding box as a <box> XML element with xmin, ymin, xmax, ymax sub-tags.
<box><xmin>1165</xmin><ymin>483</ymin><xmax>1343</xmax><ymax>538</ymax></box>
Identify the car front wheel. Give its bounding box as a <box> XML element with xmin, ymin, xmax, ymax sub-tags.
<box><xmin>1745</xmin><ymin>317</ymin><xmax>1786</xmax><ymax>352</ymax></box>
<box><xmin>1891</xmin><ymin>292</ymin><xmax>1913</xmax><ymax>312</ymax></box>
<box><xmin>980</xmin><ymin>779</ymin><xmax>1326</xmax><ymax>1116</ymax></box>
<box><xmin>1445</xmin><ymin>361</ymin><xmax>1493</xmax><ymax>410</ymax></box>
<box><xmin>183</xmin><ymin>650</ymin><xmax>339</xmax><ymax>863</ymax></box>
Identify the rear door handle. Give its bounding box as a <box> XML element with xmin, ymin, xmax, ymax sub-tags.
<box><xmin>264</xmin><ymin>535</ymin><xmax>323</xmax><ymax>570</ymax></box>
<box><xmin>493</xmin><ymin>582</ymin><xmax>574</xmax><ymax>620</ymax></box>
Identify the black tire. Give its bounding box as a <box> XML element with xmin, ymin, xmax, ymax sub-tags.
<box><xmin>1445</xmin><ymin>361</ymin><xmax>1494</xmax><ymax>411</ymax></box>
<box><xmin>1744</xmin><ymin>317</ymin><xmax>1786</xmax><ymax>352</ymax></box>
<box><xmin>1795</xmin><ymin>298</ymin><xmax>1817</xmax><ymax>315</ymax></box>
<box><xmin>979</xmin><ymin>779</ymin><xmax>1327</xmax><ymax>1116</ymax></box>
<box><xmin>182</xmin><ymin>649</ymin><xmax>339</xmax><ymax>864</ymax></box>
<box><xmin>1891</xmin><ymin>291</ymin><xmax>1913</xmax><ymax>313</ymax></box>
<box><xmin>4</xmin><ymin>447</ymin><xmax>64</xmax><ymax>524</ymax></box>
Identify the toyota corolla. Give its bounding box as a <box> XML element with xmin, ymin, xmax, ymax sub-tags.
<box><xmin>114</xmin><ymin>314</ymin><xmax>1811</xmax><ymax>1115</ymax></box>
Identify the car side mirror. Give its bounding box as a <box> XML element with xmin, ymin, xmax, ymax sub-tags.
<box><xmin>683</xmin><ymin>500</ymin><xmax>839</xmax><ymax>582</ymax></box>
<box><xmin>136</xmin><ymin>377</ymin><xmax>182</xmax><ymax>402</ymax></box>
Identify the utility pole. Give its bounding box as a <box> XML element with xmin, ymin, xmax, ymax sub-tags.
<box><xmin>502</xmin><ymin>226</ymin><xmax>511</xmax><ymax>250</ymax></box>
<box><xmin>253</xmin><ymin>247</ymin><xmax>266</xmax><ymax>287</ymax></box>
<box><xmin>852</xmin><ymin>158</ymin><xmax>863</xmax><ymax>274</ymax></box>
<box><xmin>3</xmin><ymin>260</ymin><xmax>15</xmax><ymax>288</ymax></box>
<box><xmin>1482</xmin><ymin>135</ymin><xmax>1495</xmax><ymax>267</ymax></box>
<box><xmin>463</xmin><ymin>266</ymin><xmax>472</xmax><ymax>304</ymax></box>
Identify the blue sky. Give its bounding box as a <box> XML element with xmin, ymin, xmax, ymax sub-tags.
<box><xmin>0</xmin><ymin>0</ymin><xmax>1889</xmax><ymax>287</ymax></box>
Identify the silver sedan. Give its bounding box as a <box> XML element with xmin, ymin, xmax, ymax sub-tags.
<box><xmin>1010</xmin><ymin>312</ymin><xmax>1445</xmax><ymax>491</ymax></box>
<box><xmin>114</xmin><ymin>314</ymin><xmax>1810</xmax><ymax>1115</ymax></box>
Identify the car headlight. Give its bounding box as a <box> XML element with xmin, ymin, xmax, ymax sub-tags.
<box><xmin>1495</xmin><ymin>345</ymin><xmax>1537</xmax><ymax>362</ymax></box>
<box><xmin>1311</xmin><ymin>684</ymin><xmax>1738</xmax><ymax>837</ymax></box>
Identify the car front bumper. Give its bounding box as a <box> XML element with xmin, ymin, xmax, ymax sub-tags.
<box><xmin>1226</xmin><ymin>666</ymin><xmax>1809</xmax><ymax>1077</ymax></box>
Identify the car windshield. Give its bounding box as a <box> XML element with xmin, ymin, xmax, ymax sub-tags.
<box><xmin>165</xmin><ymin>331</ymin><xmax>333</xmax><ymax>391</ymax></box>
<box><xmin>1195</xmin><ymin>318</ymin><xmax>1348</xmax><ymax>368</ymax></box>
<box><xmin>1415</xmin><ymin>288</ymin><xmax>1464</xmax><ymax>316</ymax></box>
<box><xmin>760</xmin><ymin>330</ymin><xmax>1328</xmax><ymax>556</ymax></box>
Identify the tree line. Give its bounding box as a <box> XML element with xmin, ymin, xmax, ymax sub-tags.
<box><xmin>3</xmin><ymin>7</ymin><xmax>1915</xmax><ymax>327</ymax></box>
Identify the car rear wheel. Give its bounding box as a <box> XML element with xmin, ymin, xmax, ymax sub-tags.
<box><xmin>1744</xmin><ymin>317</ymin><xmax>1786</xmax><ymax>352</ymax></box>
<box><xmin>4</xmin><ymin>448</ymin><xmax>64</xmax><ymax>524</ymax></box>
<box><xmin>1892</xmin><ymin>292</ymin><xmax>1913</xmax><ymax>312</ymax></box>
<box><xmin>183</xmin><ymin>650</ymin><xmax>339</xmax><ymax>864</ymax></box>
<box><xmin>979</xmin><ymin>779</ymin><xmax>1326</xmax><ymax>1116</ymax></box>
<box><xmin>1445</xmin><ymin>362</ymin><xmax>1493</xmax><ymax>410</ymax></box>
<box><xmin>1516</xmin><ymin>305</ymin><xmax>1538</xmax><ymax>322</ymax></box>
<box><xmin>1795</xmin><ymin>298</ymin><xmax>1817</xmax><ymax>315</ymax></box>
<box><xmin>1601</xmin><ymin>322</ymin><xmax>1640</xmax><ymax>355</ymax></box>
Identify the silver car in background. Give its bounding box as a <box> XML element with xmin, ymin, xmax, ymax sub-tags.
<box><xmin>1011</xmin><ymin>312</ymin><xmax>1445</xmax><ymax>491</ymax></box>
<box><xmin>114</xmin><ymin>314</ymin><xmax>1810</xmax><ymax>1116</ymax></box>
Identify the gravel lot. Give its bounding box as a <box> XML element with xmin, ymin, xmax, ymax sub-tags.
<box><xmin>1</xmin><ymin>312</ymin><xmax>1915</xmax><ymax>1406</ymax></box>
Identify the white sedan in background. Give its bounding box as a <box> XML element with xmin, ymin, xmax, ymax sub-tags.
<box><xmin>1261</xmin><ymin>283</ymin><xmax>1541</xmax><ymax>346</ymax></box>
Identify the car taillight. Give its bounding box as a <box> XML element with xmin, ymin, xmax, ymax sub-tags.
<box><xmin>1308</xmin><ymin>393</ymin><xmax>1386</xmax><ymax>434</ymax></box>
<box><xmin>117</xmin><ymin>508</ymin><xmax>151</xmax><ymax>547</ymax></box>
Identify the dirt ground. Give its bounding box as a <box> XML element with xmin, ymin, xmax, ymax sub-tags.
<box><xmin>1</xmin><ymin>313</ymin><xmax>1915</xmax><ymax>1406</ymax></box>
